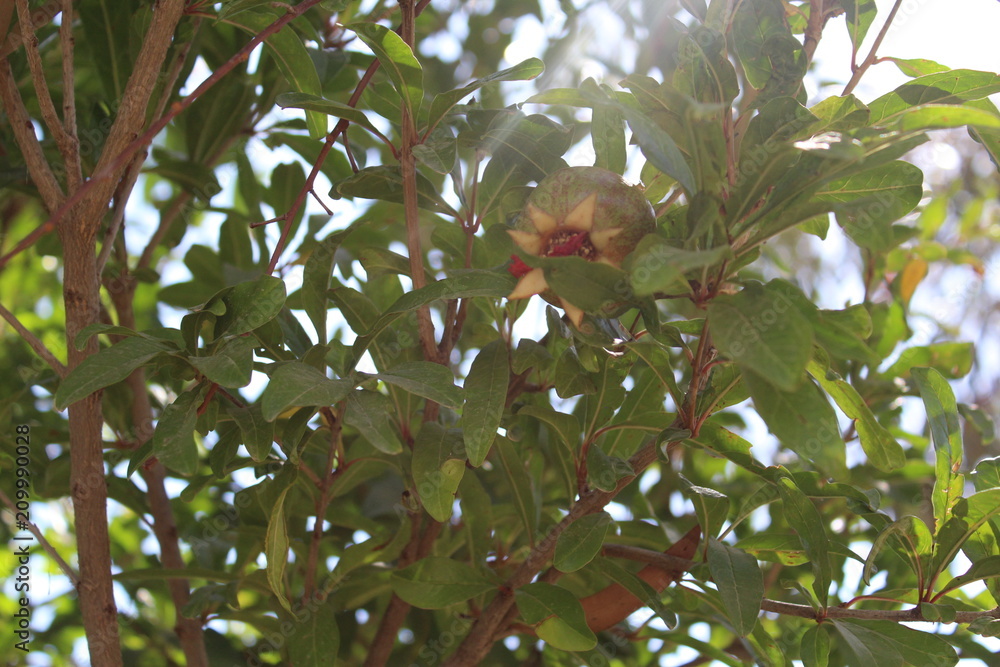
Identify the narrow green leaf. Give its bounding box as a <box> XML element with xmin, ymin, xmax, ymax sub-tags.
<box><xmin>227</xmin><ymin>10</ymin><xmax>326</xmax><ymax>138</ymax></box>
<box><xmin>55</xmin><ymin>337</ymin><xmax>174</xmax><ymax>409</ymax></box>
<box><xmin>496</xmin><ymin>437</ymin><xmax>537</xmax><ymax>543</ymax></box>
<box><xmin>867</xmin><ymin>69</ymin><xmax>1000</xmax><ymax>126</ymax></box>
<box><xmin>778</xmin><ymin>476</ymin><xmax>831</xmax><ymax>606</ymax></box>
<box><xmin>260</xmin><ymin>363</ymin><xmax>354</xmax><ymax>421</ymax></box>
<box><xmin>683</xmin><ymin>483</ymin><xmax>729</xmax><ymax>544</ymax></box>
<box><xmin>862</xmin><ymin>515</ymin><xmax>932</xmax><ymax>586</ymax></box>
<box><xmin>912</xmin><ymin>368</ymin><xmax>964</xmax><ymax>532</ymax></box>
<box><xmin>391</xmin><ymin>557</ymin><xmax>494</xmax><ymax>609</ymax></box>
<box><xmin>807</xmin><ymin>359</ymin><xmax>904</xmax><ymax>471</ymax></box>
<box><xmin>376</xmin><ymin>361</ymin><xmax>462</xmax><ymax>410</ymax></box>
<box><xmin>554</xmin><ymin>512</ymin><xmax>612</xmax><ymax>573</ymax></box>
<box><xmin>265</xmin><ymin>487</ymin><xmax>293</xmax><ymax>613</ymax></box>
<box><xmin>516</xmin><ymin>405</ymin><xmax>581</xmax><ymax>450</ymax></box>
<box><xmin>707</xmin><ymin>538</ymin><xmax>763</xmax><ymax>636</ymax></box>
<box><xmin>621</xmin><ymin>106</ymin><xmax>696</xmax><ymax>194</ymax></box>
<box><xmin>335</xmin><ymin>165</ymin><xmax>460</xmax><ymax>216</ymax></box>
<box><xmin>425</xmin><ymin>58</ymin><xmax>544</xmax><ymax>133</ymax></box>
<box><xmin>276</xmin><ymin>92</ymin><xmax>381</xmax><ymax>136</ymax></box>
<box><xmin>627</xmin><ymin>236</ymin><xmax>731</xmax><ymax>296</ymax></box>
<box><xmin>940</xmin><ymin>556</ymin><xmax>1000</xmax><ymax>596</ymax></box>
<box><xmin>883</xmin><ymin>343</ymin><xmax>974</xmax><ymax>380</ymax></box>
<box><xmin>302</xmin><ymin>229</ymin><xmax>353</xmax><ymax>344</ymax></box>
<box><xmin>800</xmin><ymin>624</ymin><xmax>830</xmax><ymax>667</ymax></box>
<box><xmin>411</xmin><ymin>422</ymin><xmax>465</xmax><ymax>522</ymax></box>
<box><xmin>515</xmin><ymin>583</ymin><xmax>597</xmax><ymax>651</ymax></box>
<box><xmin>460</xmin><ymin>340</ymin><xmax>509</xmax><ymax>466</ymax></box>
<box><xmin>349</xmin><ymin>22</ymin><xmax>423</xmax><ymax>118</ymax></box>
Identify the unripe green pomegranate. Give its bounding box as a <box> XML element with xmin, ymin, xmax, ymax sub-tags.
<box><xmin>507</xmin><ymin>166</ymin><xmax>656</xmax><ymax>325</ymax></box>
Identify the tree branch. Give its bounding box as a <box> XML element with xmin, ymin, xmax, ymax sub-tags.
<box><xmin>0</xmin><ymin>301</ymin><xmax>68</xmax><ymax>377</ymax></box>
<box><xmin>0</xmin><ymin>487</ymin><xmax>79</xmax><ymax>586</ymax></box>
<box><xmin>841</xmin><ymin>0</ymin><xmax>904</xmax><ymax>96</ymax></box>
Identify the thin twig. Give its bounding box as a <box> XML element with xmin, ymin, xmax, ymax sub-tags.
<box><xmin>0</xmin><ymin>488</ymin><xmax>80</xmax><ymax>587</ymax></box>
<box><xmin>760</xmin><ymin>598</ymin><xmax>1000</xmax><ymax>624</ymax></box>
<box><xmin>841</xmin><ymin>0</ymin><xmax>904</xmax><ymax>96</ymax></box>
<box><xmin>0</xmin><ymin>301</ymin><xmax>68</xmax><ymax>377</ymax></box>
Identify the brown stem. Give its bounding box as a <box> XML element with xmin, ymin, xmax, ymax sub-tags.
<box><xmin>0</xmin><ymin>302</ymin><xmax>67</xmax><ymax>377</ymax></box>
<box><xmin>362</xmin><ymin>517</ymin><xmax>443</xmax><ymax>667</ymax></box>
<box><xmin>584</xmin><ymin>526</ymin><xmax>701</xmax><ymax>633</ymax></box>
<box><xmin>59</xmin><ymin>0</ymin><xmax>81</xmax><ymax>191</ymax></box>
<box><xmin>760</xmin><ymin>599</ymin><xmax>1000</xmax><ymax>624</ymax></box>
<box><xmin>61</xmin><ymin>240</ymin><xmax>122</xmax><ymax>667</ymax></box>
<box><xmin>0</xmin><ymin>487</ymin><xmax>79</xmax><ymax>585</ymax></box>
<box><xmin>841</xmin><ymin>0</ymin><xmax>904</xmax><ymax>96</ymax></box>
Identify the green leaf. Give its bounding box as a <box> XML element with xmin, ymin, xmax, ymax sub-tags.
<box><xmin>800</xmin><ymin>624</ymin><xmax>830</xmax><ymax>667</ymax></box>
<box><xmin>731</xmin><ymin>0</ymin><xmax>794</xmax><ymax>90</ymax></box>
<box><xmin>867</xmin><ymin>70</ymin><xmax>1000</xmax><ymax>126</ymax></box>
<box><xmin>883</xmin><ymin>343</ymin><xmax>974</xmax><ymax>380</ymax></box>
<box><xmin>516</xmin><ymin>405</ymin><xmax>581</xmax><ymax>450</ymax></box>
<box><xmin>554</xmin><ymin>512</ymin><xmax>612</xmax><ymax>573</ymax></box>
<box><xmin>895</xmin><ymin>104</ymin><xmax>1000</xmax><ymax>132</ymax></box>
<box><xmin>301</xmin><ymin>228</ymin><xmax>354</xmax><ymax>344</ymax></box>
<box><xmin>912</xmin><ymin>368</ymin><xmax>964</xmax><ymax>532</ymax></box>
<box><xmin>460</xmin><ymin>340</ymin><xmax>509</xmax><ymax>466</ymax></box>
<box><xmin>286</xmin><ymin>596</ymin><xmax>341</xmax><ymax>667</ymax></box>
<box><xmin>188</xmin><ymin>336</ymin><xmax>255</xmax><ymax>388</ymax></box>
<box><xmin>412</xmin><ymin>125</ymin><xmax>458</xmax><ymax>174</ymax></box>
<box><xmin>707</xmin><ymin>538</ymin><xmax>763</xmax><ymax>636</ymax></box>
<box><xmin>745</xmin><ymin>371</ymin><xmax>845</xmax><ymax>476</ymax></box>
<box><xmin>806</xmin><ymin>359</ymin><xmax>904</xmax><ymax>471</ymax></box>
<box><xmin>620</xmin><ymin>106</ymin><xmax>696</xmax><ymax>194</ymax></box>
<box><xmin>215</xmin><ymin>276</ymin><xmax>287</xmax><ymax>337</ymax></box>
<box><xmin>348</xmin><ymin>22</ymin><xmax>423</xmax><ymax>118</ymax></box>
<box><xmin>836</xmin><ymin>0</ymin><xmax>877</xmax><ymax>53</ymax></box>
<box><xmin>391</xmin><ymin>557</ymin><xmax>494</xmax><ymax>609</ymax></box>
<box><xmin>348</xmin><ymin>271</ymin><xmax>514</xmax><ymax>367</ymax></box>
<box><xmin>260</xmin><ymin>363</ymin><xmax>354</xmax><ymax>421</ymax></box>
<box><xmin>265</xmin><ymin>486</ymin><xmax>293</xmax><ymax>613</ymax></box>
<box><xmin>425</xmin><ymin>57</ymin><xmax>544</xmax><ymax>133</ymax></box>
<box><xmin>411</xmin><ymin>422</ymin><xmax>465</xmax><ymax>522</ymax></box>
<box><xmin>344</xmin><ymin>390</ymin><xmax>402</xmax><ymax>454</ymax></box>
<box><xmin>515</xmin><ymin>583</ymin><xmax>597</xmax><ymax>651</ymax></box>
<box><xmin>275</xmin><ymin>92</ymin><xmax>381</xmax><ymax>136</ymax></box>
<box><xmin>496</xmin><ymin>437</ymin><xmax>537</xmax><ymax>543</ymax></box>
<box><xmin>778</xmin><ymin>476</ymin><xmax>831</xmax><ymax>606</ymax></box>
<box><xmin>708</xmin><ymin>282</ymin><xmax>814</xmax><ymax>391</ymax></box>
<box><xmin>227</xmin><ymin>10</ymin><xmax>326</xmax><ymax>138</ymax></box>
<box><xmin>834</xmin><ymin>620</ymin><xmax>957</xmax><ymax>667</ymax></box>
<box><xmin>682</xmin><ymin>482</ymin><xmax>729</xmax><ymax>544</ymax></box>
<box><xmin>55</xmin><ymin>337</ymin><xmax>174</xmax><ymax>409</ymax></box>
<box><xmin>376</xmin><ymin>361</ymin><xmax>462</xmax><ymax>410</ymax></box>
<box><xmin>152</xmin><ymin>386</ymin><xmax>204</xmax><ymax>475</ymax></box>
<box><xmin>626</xmin><ymin>236</ymin><xmax>731</xmax><ymax>296</ymax></box>
<box><xmin>78</xmin><ymin>0</ymin><xmax>137</xmax><ymax>100</ymax></box>
<box><xmin>814</xmin><ymin>161</ymin><xmax>923</xmax><ymax>252</ymax></box>
<box><xmin>335</xmin><ymin>165</ymin><xmax>460</xmax><ymax>217</ymax></box>
<box><xmin>940</xmin><ymin>556</ymin><xmax>1000</xmax><ymax>596</ymax></box>
<box><xmin>862</xmin><ymin>515</ymin><xmax>932</xmax><ymax>586</ymax></box>
<box><xmin>592</xmin><ymin>101</ymin><xmax>627</xmax><ymax>175</ymax></box>
<box><xmin>226</xmin><ymin>402</ymin><xmax>275</xmax><ymax>462</ymax></box>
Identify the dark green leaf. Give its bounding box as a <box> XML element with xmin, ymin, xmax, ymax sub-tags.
<box><xmin>411</xmin><ymin>422</ymin><xmax>465</xmax><ymax>522</ymax></box>
<box><xmin>460</xmin><ymin>340</ymin><xmax>509</xmax><ymax>466</ymax></box>
<box><xmin>215</xmin><ymin>276</ymin><xmax>287</xmax><ymax>337</ymax></box>
<box><xmin>152</xmin><ymin>386</ymin><xmax>204</xmax><ymax>475</ymax></box>
<box><xmin>425</xmin><ymin>58</ymin><xmax>544</xmax><ymax>132</ymax></box>
<box><xmin>344</xmin><ymin>390</ymin><xmax>402</xmax><ymax>454</ymax></box>
<box><xmin>707</xmin><ymin>538</ymin><xmax>763</xmax><ymax>636</ymax></box>
<box><xmin>376</xmin><ymin>361</ymin><xmax>462</xmax><ymax>410</ymax></box>
<box><xmin>188</xmin><ymin>336</ymin><xmax>255</xmax><ymax>388</ymax></box>
<box><xmin>392</xmin><ymin>557</ymin><xmax>494</xmax><ymax>609</ymax></box>
<box><xmin>349</xmin><ymin>22</ymin><xmax>423</xmax><ymax>118</ymax></box>
<box><xmin>226</xmin><ymin>402</ymin><xmax>275</xmax><ymax>462</ymax></box>
<box><xmin>515</xmin><ymin>583</ymin><xmax>597</xmax><ymax>651</ymax></box>
<box><xmin>778</xmin><ymin>476</ymin><xmax>831</xmax><ymax>606</ymax></box>
<box><xmin>554</xmin><ymin>512</ymin><xmax>612</xmax><ymax>573</ymax></box>
<box><xmin>912</xmin><ymin>367</ymin><xmax>964</xmax><ymax>532</ymax></box>
<box><xmin>55</xmin><ymin>337</ymin><xmax>174</xmax><ymax>410</ymax></box>
<box><xmin>265</xmin><ymin>486</ymin><xmax>293</xmax><ymax>612</ymax></box>
<box><xmin>260</xmin><ymin>363</ymin><xmax>353</xmax><ymax>421</ymax></box>
<box><xmin>286</xmin><ymin>596</ymin><xmax>341</xmax><ymax>667</ymax></box>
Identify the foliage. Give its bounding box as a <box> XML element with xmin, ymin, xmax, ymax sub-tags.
<box><xmin>2</xmin><ymin>0</ymin><xmax>1000</xmax><ymax>665</ymax></box>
